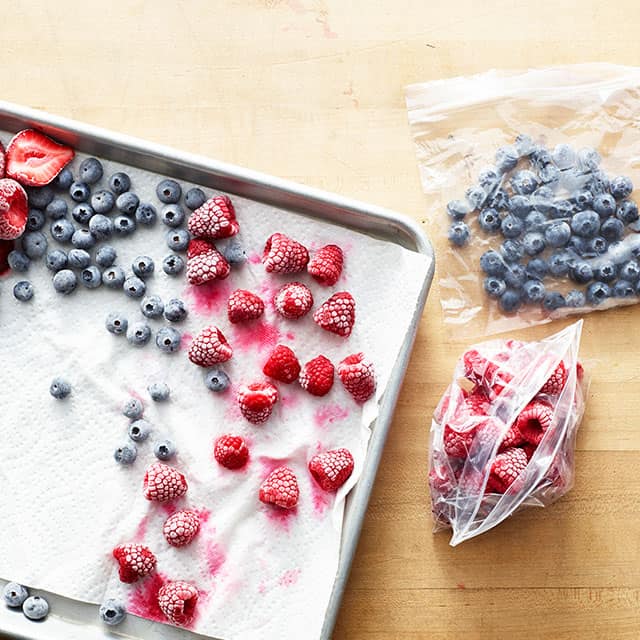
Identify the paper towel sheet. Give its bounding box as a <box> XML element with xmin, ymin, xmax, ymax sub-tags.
<box><xmin>0</xmin><ymin>138</ymin><xmax>431</xmax><ymax>640</ymax></box>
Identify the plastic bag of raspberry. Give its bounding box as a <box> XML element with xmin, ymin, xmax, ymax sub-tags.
<box><xmin>428</xmin><ymin>320</ymin><xmax>588</xmax><ymax>545</ymax></box>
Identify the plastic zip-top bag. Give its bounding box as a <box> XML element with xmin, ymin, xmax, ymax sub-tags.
<box><xmin>406</xmin><ymin>64</ymin><xmax>640</xmax><ymax>336</ymax></box>
<box><xmin>428</xmin><ymin>321</ymin><xmax>587</xmax><ymax>546</ymax></box>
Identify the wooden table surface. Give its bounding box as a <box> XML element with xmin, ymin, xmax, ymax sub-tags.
<box><xmin>3</xmin><ymin>2</ymin><xmax>640</xmax><ymax>639</ymax></box>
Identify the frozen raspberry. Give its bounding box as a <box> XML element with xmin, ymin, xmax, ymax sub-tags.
<box><xmin>187</xmin><ymin>194</ymin><xmax>239</xmax><ymax>240</ymax></box>
<box><xmin>259</xmin><ymin>466</ymin><xmax>299</xmax><ymax>509</ymax></box>
<box><xmin>163</xmin><ymin>510</ymin><xmax>200</xmax><ymax>547</ymax></box>
<box><xmin>237</xmin><ymin>382</ymin><xmax>279</xmax><ymax>424</ymax></box>
<box><xmin>263</xmin><ymin>345</ymin><xmax>301</xmax><ymax>384</ymax></box>
<box><xmin>214</xmin><ymin>435</ymin><xmax>249</xmax><ymax>469</ymax></box>
<box><xmin>540</xmin><ymin>361</ymin><xmax>568</xmax><ymax>395</ymax></box>
<box><xmin>158</xmin><ymin>581</ymin><xmax>199</xmax><ymax>626</ymax></box>
<box><xmin>515</xmin><ymin>400</ymin><xmax>554</xmax><ymax>445</ymax></box>
<box><xmin>313</xmin><ymin>291</ymin><xmax>356</xmax><ymax>337</ymax></box>
<box><xmin>262</xmin><ymin>233</ymin><xmax>309</xmax><ymax>273</ymax></box>
<box><xmin>0</xmin><ymin>178</ymin><xmax>28</xmax><ymax>240</ymax></box>
<box><xmin>307</xmin><ymin>244</ymin><xmax>343</xmax><ymax>286</ymax></box>
<box><xmin>227</xmin><ymin>289</ymin><xmax>265</xmax><ymax>323</ymax></box>
<box><xmin>486</xmin><ymin>447</ymin><xmax>528</xmax><ymax>493</ymax></box>
<box><xmin>143</xmin><ymin>462</ymin><xmax>188</xmax><ymax>502</ymax></box>
<box><xmin>308</xmin><ymin>448</ymin><xmax>354</xmax><ymax>491</ymax></box>
<box><xmin>273</xmin><ymin>281</ymin><xmax>313</xmax><ymax>319</ymax></box>
<box><xmin>186</xmin><ymin>240</ymin><xmax>230</xmax><ymax>286</ymax></box>
<box><xmin>112</xmin><ymin>543</ymin><xmax>156</xmax><ymax>583</ymax></box>
<box><xmin>188</xmin><ymin>326</ymin><xmax>233</xmax><ymax>367</ymax></box>
<box><xmin>299</xmin><ymin>355</ymin><xmax>334</xmax><ymax>396</ymax></box>
<box><xmin>337</xmin><ymin>353</ymin><xmax>375</xmax><ymax>403</ymax></box>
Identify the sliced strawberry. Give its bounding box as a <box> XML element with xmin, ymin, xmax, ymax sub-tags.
<box><xmin>0</xmin><ymin>178</ymin><xmax>28</xmax><ymax>240</ymax></box>
<box><xmin>214</xmin><ymin>435</ymin><xmax>249</xmax><ymax>469</ymax></box>
<box><xmin>262</xmin><ymin>233</ymin><xmax>309</xmax><ymax>274</ymax></box>
<box><xmin>143</xmin><ymin>462</ymin><xmax>188</xmax><ymax>502</ymax></box>
<box><xmin>313</xmin><ymin>291</ymin><xmax>356</xmax><ymax>337</ymax></box>
<box><xmin>227</xmin><ymin>289</ymin><xmax>265</xmax><ymax>324</ymax></box>
<box><xmin>112</xmin><ymin>543</ymin><xmax>157</xmax><ymax>583</ymax></box>
<box><xmin>263</xmin><ymin>344</ymin><xmax>301</xmax><ymax>384</ymax></box>
<box><xmin>486</xmin><ymin>447</ymin><xmax>528</xmax><ymax>493</ymax></box>
<box><xmin>187</xmin><ymin>194</ymin><xmax>239</xmax><ymax>240</ymax></box>
<box><xmin>259</xmin><ymin>466</ymin><xmax>299</xmax><ymax>509</ymax></box>
<box><xmin>188</xmin><ymin>326</ymin><xmax>233</xmax><ymax>367</ymax></box>
<box><xmin>308</xmin><ymin>448</ymin><xmax>354</xmax><ymax>491</ymax></box>
<box><xmin>237</xmin><ymin>381</ymin><xmax>279</xmax><ymax>424</ymax></box>
<box><xmin>5</xmin><ymin>129</ymin><xmax>74</xmax><ymax>186</ymax></box>
<box><xmin>273</xmin><ymin>281</ymin><xmax>313</xmax><ymax>319</ymax></box>
<box><xmin>299</xmin><ymin>355</ymin><xmax>334</xmax><ymax>396</ymax></box>
<box><xmin>338</xmin><ymin>352</ymin><xmax>375</xmax><ymax>403</ymax></box>
<box><xmin>158</xmin><ymin>581</ymin><xmax>199</xmax><ymax>626</ymax></box>
<box><xmin>163</xmin><ymin>510</ymin><xmax>200</xmax><ymax>547</ymax></box>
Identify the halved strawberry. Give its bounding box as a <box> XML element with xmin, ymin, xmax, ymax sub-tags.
<box><xmin>5</xmin><ymin>129</ymin><xmax>74</xmax><ymax>187</ymax></box>
<box><xmin>0</xmin><ymin>179</ymin><xmax>28</xmax><ymax>240</ymax></box>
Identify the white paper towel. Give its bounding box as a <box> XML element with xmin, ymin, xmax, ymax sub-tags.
<box><xmin>0</xmin><ymin>138</ymin><xmax>431</xmax><ymax>640</ymax></box>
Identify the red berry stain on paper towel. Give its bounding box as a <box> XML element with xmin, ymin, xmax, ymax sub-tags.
<box><xmin>232</xmin><ymin>320</ymin><xmax>281</xmax><ymax>353</ymax></box>
<box><xmin>314</xmin><ymin>404</ymin><xmax>349</xmax><ymax>429</ymax></box>
<box><xmin>128</xmin><ymin>572</ymin><xmax>166</xmax><ymax>622</ymax></box>
<box><xmin>278</xmin><ymin>568</ymin><xmax>301</xmax><ymax>587</ymax></box>
<box><xmin>187</xmin><ymin>281</ymin><xmax>233</xmax><ymax>314</ymax></box>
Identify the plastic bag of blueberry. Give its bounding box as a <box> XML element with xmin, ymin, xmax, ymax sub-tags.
<box><xmin>406</xmin><ymin>63</ymin><xmax>640</xmax><ymax>335</ymax></box>
<box><xmin>428</xmin><ymin>321</ymin><xmax>587</xmax><ymax>545</ymax></box>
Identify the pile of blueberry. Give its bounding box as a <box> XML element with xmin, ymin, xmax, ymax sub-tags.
<box><xmin>446</xmin><ymin>135</ymin><xmax>640</xmax><ymax>313</ymax></box>
<box><xmin>3</xmin><ymin>582</ymin><xmax>49</xmax><ymax>621</ymax></box>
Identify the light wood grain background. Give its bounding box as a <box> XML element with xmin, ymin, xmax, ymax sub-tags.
<box><xmin>2</xmin><ymin>1</ymin><xmax>640</xmax><ymax>639</ymax></box>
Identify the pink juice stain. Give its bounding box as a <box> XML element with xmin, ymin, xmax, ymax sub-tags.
<box><xmin>280</xmin><ymin>393</ymin><xmax>300</xmax><ymax>410</ymax></box>
<box><xmin>313</xmin><ymin>404</ymin><xmax>349</xmax><ymax>429</ymax></box>
<box><xmin>247</xmin><ymin>251</ymin><xmax>261</xmax><ymax>265</ymax></box>
<box><xmin>133</xmin><ymin>515</ymin><xmax>149</xmax><ymax>541</ymax></box>
<box><xmin>310</xmin><ymin>479</ymin><xmax>332</xmax><ymax>516</ymax></box>
<box><xmin>231</xmin><ymin>320</ymin><xmax>280</xmax><ymax>353</ymax></box>
<box><xmin>128</xmin><ymin>572</ymin><xmax>166</xmax><ymax>622</ymax></box>
<box><xmin>278</xmin><ymin>568</ymin><xmax>301</xmax><ymax>587</ymax></box>
<box><xmin>263</xmin><ymin>504</ymin><xmax>297</xmax><ymax>531</ymax></box>
<box><xmin>187</xmin><ymin>281</ymin><xmax>233</xmax><ymax>315</ymax></box>
<box><xmin>204</xmin><ymin>539</ymin><xmax>226</xmax><ymax>576</ymax></box>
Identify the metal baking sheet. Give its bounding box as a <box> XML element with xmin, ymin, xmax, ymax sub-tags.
<box><xmin>0</xmin><ymin>101</ymin><xmax>435</xmax><ymax>640</ymax></box>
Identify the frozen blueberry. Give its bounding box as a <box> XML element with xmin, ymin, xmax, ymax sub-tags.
<box><xmin>522</xmin><ymin>232</ymin><xmax>545</xmax><ymax>256</ymax></box>
<box><xmin>113</xmin><ymin>215</ymin><xmax>136</xmax><ymax>236</ymax></box>
<box><xmin>570</xmin><ymin>261</ymin><xmax>594</xmax><ymax>284</ymax></box>
<box><xmin>530</xmin><ymin>145</ymin><xmax>553</xmax><ymax>170</ymax></box>
<box><xmin>46</xmin><ymin>249</ymin><xmax>68</xmax><ymax>271</ymax></box>
<box><xmin>572</xmin><ymin>190</ymin><xmax>593</xmax><ymax>210</ymax></box>
<box><xmin>114</xmin><ymin>443</ymin><xmax>137</xmax><ymax>465</ymax></box>
<box><xmin>221</xmin><ymin>239</ymin><xmax>246</xmax><ymax>266</ymax></box>
<box><xmin>544</xmin><ymin>222</ymin><xmax>570</xmax><ymax>248</ymax></box>
<box><xmin>71</xmin><ymin>228</ymin><xmax>96</xmax><ymax>250</ymax></box>
<box><xmin>479</xmin><ymin>250</ymin><xmax>506</xmax><ymax>277</ymax></box>
<box><xmin>483</xmin><ymin>277</ymin><xmax>506</xmax><ymax>299</ymax></box>
<box><xmin>135</xmin><ymin>202</ymin><xmax>157</xmax><ymax>226</ymax></box>
<box><xmin>105</xmin><ymin>312</ymin><xmax>128</xmax><ymax>335</ymax></box>
<box><xmin>593</xmin><ymin>193</ymin><xmax>616</xmax><ymax>218</ymax></box>
<box><xmin>534</xmin><ymin>186</ymin><xmax>555</xmax><ymax>200</ymax></box>
<box><xmin>500</xmin><ymin>214</ymin><xmax>523</xmax><ymax>239</ymax></box>
<box><xmin>478</xmin><ymin>168</ymin><xmax>499</xmax><ymax>190</ymax></box>
<box><xmin>156</xmin><ymin>326</ymin><xmax>181</xmax><ymax>353</ymax></box>
<box><xmin>3</xmin><ymin>583</ymin><xmax>29</xmax><ymax>608</ymax></box>
<box><xmin>571</xmin><ymin>210</ymin><xmax>600</xmax><ymax>238</ymax></box>
<box><xmin>495</xmin><ymin>145</ymin><xmax>518</xmax><ymax>173</ymax></box>
<box><xmin>508</xmin><ymin>195</ymin><xmax>532</xmax><ymax>218</ymax></box>
<box><xmin>485</xmin><ymin>188</ymin><xmax>510</xmax><ymax>211</ymax></box>
<box><xmin>594</xmin><ymin>261</ymin><xmax>617</xmax><ymax>283</ymax></box>
<box><xmin>54</xmin><ymin>167</ymin><xmax>74</xmax><ymax>189</ymax></box>
<box><xmin>116</xmin><ymin>192</ymin><xmax>139</xmax><ymax>216</ymax></box>
<box><xmin>613</xmin><ymin>279</ymin><xmax>635</xmax><ymax>298</ymax></box>
<box><xmin>132</xmin><ymin>256</ymin><xmax>154</xmax><ymax>278</ymax></box>
<box><xmin>8</xmin><ymin>250</ymin><xmax>30</xmax><ymax>272</ymax></box>
<box><xmin>123</xmin><ymin>398</ymin><xmax>143</xmax><ymax>419</ymax></box>
<box><xmin>465</xmin><ymin>185</ymin><xmax>486</xmax><ymax>210</ymax></box>
<box><xmin>68</xmin><ymin>248</ymin><xmax>91</xmax><ymax>269</ymax></box>
<box><xmin>525</xmin><ymin>258</ymin><xmax>548</xmax><ymax>280</ymax></box>
<box><xmin>70</xmin><ymin>181</ymin><xmax>90</xmax><ymax>202</ymax></box>
<box><xmin>504</xmin><ymin>263</ymin><xmax>526</xmax><ymax>289</ymax></box>
<box><xmin>22</xmin><ymin>231</ymin><xmax>47</xmax><ymax>259</ymax></box>
<box><xmin>204</xmin><ymin>367</ymin><xmax>230</xmax><ymax>392</ymax></box>
<box><xmin>565</xmin><ymin>289</ymin><xmax>586</xmax><ymax>308</ymax></box>
<box><xmin>96</xmin><ymin>246</ymin><xmax>117</xmax><ymax>268</ymax></box>
<box><xmin>542</xmin><ymin>291</ymin><xmax>565</xmax><ymax>311</ymax></box>
<box><xmin>539</xmin><ymin>164</ymin><xmax>560</xmax><ymax>185</ymax></box>
<box><xmin>549</xmin><ymin>199</ymin><xmax>573</xmax><ymax>220</ymax></box>
<box><xmin>498</xmin><ymin>288</ymin><xmax>522</xmax><ymax>313</ymax></box>
<box><xmin>90</xmin><ymin>189</ymin><xmax>115</xmax><ymax>215</ymax></box>
<box><xmin>514</xmin><ymin>133</ymin><xmax>535</xmax><ymax>157</ymax></box>
<box><xmin>50</xmin><ymin>218</ymin><xmax>75</xmax><ymax>242</ymax></box>
<box><xmin>22</xmin><ymin>595</ymin><xmax>49</xmax><ymax>621</ymax></box>
<box><xmin>610</xmin><ymin>176</ymin><xmax>633</xmax><ymax>200</ymax></box>
<box><xmin>13</xmin><ymin>280</ymin><xmax>33</xmax><ymax>301</ymax></box>
<box><xmin>600</xmin><ymin>217</ymin><xmax>624</xmax><ymax>242</ymax></box>
<box><xmin>99</xmin><ymin>599</ymin><xmax>126</xmax><ymax>626</ymax></box>
<box><xmin>26</xmin><ymin>208</ymin><xmax>45</xmax><ymax>231</ymax></box>
<box><xmin>548</xmin><ymin>251</ymin><xmax>572</xmax><ymax>277</ymax></box>
<box><xmin>446</xmin><ymin>199</ymin><xmax>470</xmax><ymax>220</ymax></box>
<box><xmin>587</xmin><ymin>170</ymin><xmax>611</xmax><ymax>196</ymax></box>
<box><xmin>45</xmin><ymin>197</ymin><xmax>68</xmax><ymax>219</ymax></box>
<box><xmin>511</xmin><ymin>170</ymin><xmax>538</xmax><ymax>195</ymax></box>
<box><xmin>53</xmin><ymin>269</ymin><xmax>77</xmax><ymax>294</ymax></box>
<box><xmin>123</xmin><ymin>276</ymin><xmax>146</xmax><ymax>298</ymax></box>
<box><xmin>27</xmin><ymin>186</ymin><xmax>54</xmax><ymax>209</ymax></box>
<box><xmin>524</xmin><ymin>211</ymin><xmax>546</xmax><ymax>231</ymax></box>
<box><xmin>50</xmin><ymin>377</ymin><xmax>71</xmax><ymax>399</ymax></box>
<box><xmin>102</xmin><ymin>266</ymin><xmax>126</xmax><ymax>288</ymax></box>
<box><xmin>162</xmin><ymin>254</ymin><xmax>185</xmax><ymax>275</ymax></box>
<box><xmin>551</xmin><ymin>143</ymin><xmax>577</xmax><ymax>170</ymax></box>
<box><xmin>108</xmin><ymin>172</ymin><xmax>131</xmax><ymax>195</ymax></box>
<box><xmin>72</xmin><ymin>203</ymin><xmax>94</xmax><ymax>224</ymax></box>
<box><xmin>522</xmin><ymin>279</ymin><xmax>545</xmax><ymax>303</ymax></box>
<box><xmin>166</xmin><ymin>229</ymin><xmax>190</xmax><ymax>251</ymax></box>
<box><xmin>448</xmin><ymin>221</ymin><xmax>470</xmax><ymax>246</ymax></box>
<box><xmin>577</xmin><ymin>147</ymin><xmax>601</xmax><ymax>172</ymax></box>
<box><xmin>81</xmin><ymin>265</ymin><xmax>102</xmax><ymax>289</ymax></box>
<box><xmin>478</xmin><ymin>208</ymin><xmax>500</xmax><ymax>233</ymax></box>
<box><xmin>154</xmin><ymin>439</ymin><xmax>177</xmax><ymax>460</ymax></box>
<box><xmin>89</xmin><ymin>214</ymin><xmax>114</xmax><ymax>241</ymax></box>
<box><xmin>128</xmin><ymin>419</ymin><xmax>152</xmax><ymax>442</ymax></box>
<box><xmin>141</xmin><ymin>295</ymin><xmax>164</xmax><ymax>318</ymax></box>
<box><xmin>127</xmin><ymin>321</ymin><xmax>151</xmax><ymax>346</ymax></box>
<box><xmin>79</xmin><ymin>157</ymin><xmax>103</xmax><ymax>184</ymax></box>
<box><xmin>148</xmin><ymin>382</ymin><xmax>170</xmax><ymax>402</ymax></box>
<box><xmin>164</xmin><ymin>298</ymin><xmax>187</xmax><ymax>322</ymax></box>
<box><xmin>585</xmin><ymin>236</ymin><xmax>607</xmax><ymax>256</ymax></box>
<box><xmin>156</xmin><ymin>179</ymin><xmax>182</xmax><ymax>204</ymax></box>
<box><xmin>619</xmin><ymin>260</ymin><xmax>640</xmax><ymax>282</ymax></box>
<box><xmin>185</xmin><ymin>187</ymin><xmax>207</xmax><ymax>210</ymax></box>
<box><xmin>616</xmin><ymin>200</ymin><xmax>639</xmax><ymax>225</ymax></box>
<box><xmin>161</xmin><ymin>203</ymin><xmax>186</xmax><ymax>227</ymax></box>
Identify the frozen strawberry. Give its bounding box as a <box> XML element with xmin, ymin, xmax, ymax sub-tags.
<box><xmin>227</xmin><ymin>289</ymin><xmax>265</xmax><ymax>323</ymax></box>
<box><xmin>158</xmin><ymin>581</ymin><xmax>199</xmax><ymax>626</ymax></box>
<box><xmin>338</xmin><ymin>353</ymin><xmax>375</xmax><ymax>403</ymax></box>
<box><xmin>313</xmin><ymin>291</ymin><xmax>356</xmax><ymax>337</ymax></box>
<box><xmin>0</xmin><ymin>179</ymin><xmax>28</xmax><ymax>240</ymax></box>
<box><xmin>186</xmin><ymin>239</ymin><xmax>230</xmax><ymax>285</ymax></box>
<box><xmin>237</xmin><ymin>381</ymin><xmax>279</xmax><ymax>424</ymax></box>
<box><xmin>443</xmin><ymin>424</ymin><xmax>475</xmax><ymax>458</ymax></box>
<box><xmin>273</xmin><ymin>281</ymin><xmax>313</xmax><ymax>319</ymax></box>
<box><xmin>308</xmin><ymin>448</ymin><xmax>354</xmax><ymax>492</ymax></box>
<box><xmin>112</xmin><ymin>543</ymin><xmax>157</xmax><ymax>583</ymax></box>
<box><xmin>5</xmin><ymin>130</ymin><xmax>73</xmax><ymax>187</ymax></box>
<box><xmin>262</xmin><ymin>232</ymin><xmax>309</xmax><ymax>274</ymax></box>
<box><xmin>299</xmin><ymin>355</ymin><xmax>334</xmax><ymax>396</ymax></box>
<box><xmin>263</xmin><ymin>344</ymin><xmax>301</xmax><ymax>384</ymax></box>
<box><xmin>163</xmin><ymin>510</ymin><xmax>200</xmax><ymax>547</ymax></box>
<box><xmin>188</xmin><ymin>326</ymin><xmax>233</xmax><ymax>367</ymax></box>
<box><xmin>143</xmin><ymin>462</ymin><xmax>188</xmax><ymax>502</ymax></box>
<box><xmin>515</xmin><ymin>400</ymin><xmax>554</xmax><ymax>445</ymax></box>
<box><xmin>0</xmin><ymin>140</ymin><xmax>5</xmax><ymax>178</ymax></box>
<box><xmin>187</xmin><ymin>194</ymin><xmax>239</xmax><ymax>240</ymax></box>
<box><xmin>214</xmin><ymin>434</ymin><xmax>249</xmax><ymax>469</ymax></box>
<box><xmin>259</xmin><ymin>466</ymin><xmax>299</xmax><ymax>509</ymax></box>
<box><xmin>307</xmin><ymin>244</ymin><xmax>343</xmax><ymax>286</ymax></box>
<box><xmin>486</xmin><ymin>447</ymin><xmax>528</xmax><ymax>493</ymax></box>
<box><xmin>540</xmin><ymin>361</ymin><xmax>568</xmax><ymax>395</ymax></box>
